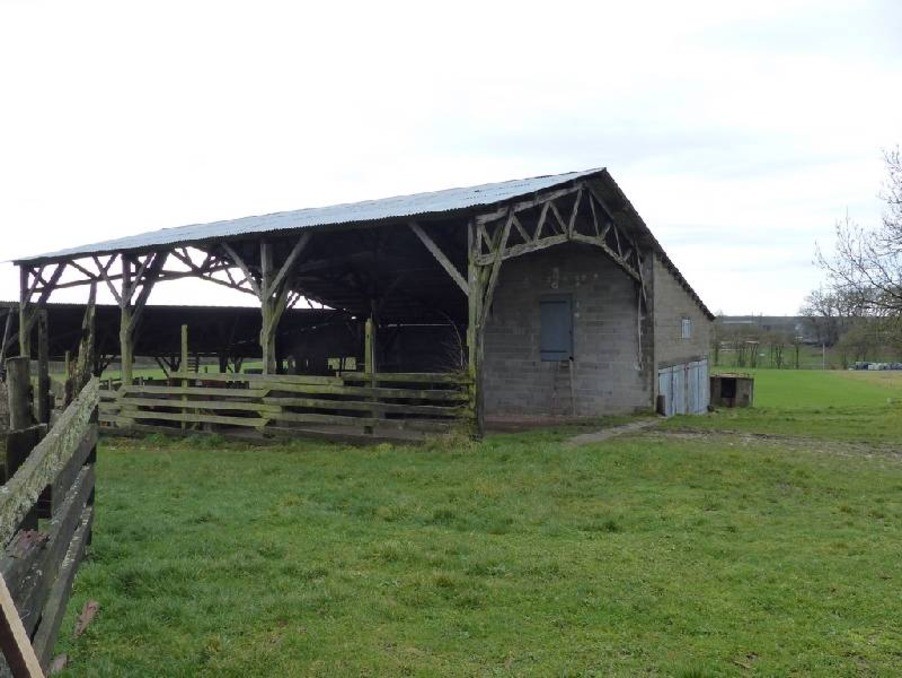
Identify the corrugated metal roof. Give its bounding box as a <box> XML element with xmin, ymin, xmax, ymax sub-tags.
<box><xmin>17</xmin><ymin>168</ymin><xmax>603</xmax><ymax>263</ymax></box>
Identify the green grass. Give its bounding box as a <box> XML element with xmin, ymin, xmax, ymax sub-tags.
<box><xmin>54</xmin><ymin>403</ymin><xmax>902</xmax><ymax>675</ymax></box>
<box><xmin>678</xmin><ymin>368</ymin><xmax>902</xmax><ymax>443</ymax></box>
<box><xmin>712</xmin><ymin>368</ymin><xmax>902</xmax><ymax>409</ymax></box>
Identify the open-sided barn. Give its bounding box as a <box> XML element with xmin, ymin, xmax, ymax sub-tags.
<box><xmin>11</xmin><ymin>168</ymin><xmax>712</xmax><ymax>437</ymax></box>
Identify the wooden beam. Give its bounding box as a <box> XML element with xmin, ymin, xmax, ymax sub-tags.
<box><xmin>34</xmin><ymin>263</ymin><xmax>66</xmax><ymax>306</ymax></box>
<box><xmin>0</xmin><ymin>573</ymin><xmax>45</xmax><ymax>678</ymax></box>
<box><xmin>18</xmin><ymin>263</ymin><xmax>66</xmax><ymax>357</ymax></box>
<box><xmin>479</xmin><ymin>210</ymin><xmax>513</xmax><ymax>329</ymax></box>
<box><xmin>269</xmin><ymin>232</ymin><xmax>312</xmax><ymax>295</ymax></box>
<box><xmin>588</xmin><ymin>192</ymin><xmax>601</xmax><ymax>236</ymax></box>
<box><xmin>408</xmin><ymin>221</ymin><xmax>468</xmax><ymax>296</ymax></box>
<box><xmin>547</xmin><ymin>200</ymin><xmax>568</xmax><ymax>236</ymax></box>
<box><xmin>67</xmin><ymin>260</ymin><xmax>99</xmax><ymax>282</ymax></box>
<box><xmin>473</xmin><ymin>184</ymin><xmax>582</xmax><ymax>225</ymax></box>
<box><xmin>92</xmin><ymin>255</ymin><xmax>122</xmax><ymax>306</ymax></box>
<box><xmin>474</xmin><ymin>233</ymin><xmax>569</xmax><ymax>265</ymax></box>
<box><xmin>221</xmin><ymin>243</ymin><xmax>262</xmax><ymax>298</ymax></box>
<box><xmin>566</xmin><ymin>189</ymin><xmax>583</xmax><ymax>235</ymax></box>
<box><xmin>129</xmin><ymin>252</ymin><xmax>170</xmax><ymax>331</ymax></box>
<box><xmin>586</xmin><ymin>184</ymin><xmax>620</xmax><ymax>225</ymax></box>
<box><xmin>511</xmin><ymin>214</ymin><xmax>531</xmax><ymax>244</ymax></box>
<box><xmin>534</xmin><ymin>201</ymin><xmax>551</xmax><ymax>240</ymax></box>
<box><xmin>569</xmin><ymin>232</ymin><xmax>641</xmax><ymax>281</ymax></box>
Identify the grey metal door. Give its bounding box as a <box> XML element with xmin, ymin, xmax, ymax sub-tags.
<box><xmin>658</xmin><ymin>358</ymin><xmax>709</xmax><ymax>416</ymax></box>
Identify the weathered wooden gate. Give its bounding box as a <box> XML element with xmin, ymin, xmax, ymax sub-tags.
<box><xmin>0</xmin><ymin>374</ymin><xmax>99</xmax><ymax>675</ymax></box>
<box><xmin>99</xmin><ymin>371</ymin><xmax>470</xmax><ymax>441</ymax></box>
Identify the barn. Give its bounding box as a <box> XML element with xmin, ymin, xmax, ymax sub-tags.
<box><xmin>11</xmin><ymin>168</ymin><xmax>712</xmax><ymax>437</ymax></box>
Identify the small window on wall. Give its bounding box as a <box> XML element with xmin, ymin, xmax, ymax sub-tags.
<box><xmin>540</xmin><ymin>296</ymin><xmax>573</xmax><ymax>361</ymax></box>
<box><xmin>681</xmin><ymin>317</ymin><xmax>692</xmax><ymax>339</ymax></box>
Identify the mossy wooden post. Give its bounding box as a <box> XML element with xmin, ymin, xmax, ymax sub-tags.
<box><xmin>0</xmin><ymin>307</ymin><xmax>13</xmax><ymax>370</ymax></box>
<box><xmin>6</xmin><ymin>356</ymin><xmax>38</xmax><ymax>530</ymax></box>
<box><xmin>260</xmin><ymin>242</ymin><xmax>277</xmax><ymax>375</ymax></box>
<box><xmin>181</xmin><ymin>324</ymin><xmax>189</xmax><ymax>431</ymax></box>
<box><xmin>7</xmin><ymin>356</ymin><xmax>32</xmax><ymax>432</ymax></box>
<box><xmin>119</xmin><ymin>305</ymin><xmax>133</xmax><ymax>388</ymax></box>
<box><xmin>467</xmin><ymin>220</ymin><xmax>484</xmax><ymax>438</ymax></box>
<box><xmin>36</xmin><ymin>310</ymin><xmax>51</xmax><ymax>425</ymax></box>
<box><xmin>74</xmin><ymin>282</ymin><xmax>97</xmax><ymax>393</ymax></box>
<box><xmin>18</xmin><ymin>267</ymin><xmax>32</xmax><ymax>359</ymax></box>
<box><xmin>119</xmin><ymin>257</ymin><xmax>134</xmax><ymax>388</ymax></box>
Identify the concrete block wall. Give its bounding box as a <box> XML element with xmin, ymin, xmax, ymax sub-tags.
<box><xmin>482</xmin><ymin>244</ymin><xmax>651</xmax><ymax>417</ymax></box>
<box><xmin>652</xmin><ymin>256</ymin><xmax>711</xmax><ymax>368</ymax></box>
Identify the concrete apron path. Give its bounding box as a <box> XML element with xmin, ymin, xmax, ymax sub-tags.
<box><xmin>565</xmin><ymin>417</ymin><xmax>662</xmax><ymax>446</ymax></box>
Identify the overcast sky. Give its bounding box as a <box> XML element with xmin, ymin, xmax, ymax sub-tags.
<box><xmin>2</xmin><ymin>0</ymin><xmax>900</xmax><ymax>315</ymax></box>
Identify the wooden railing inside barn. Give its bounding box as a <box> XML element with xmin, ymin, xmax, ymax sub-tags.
<box><xmin>99</xmin><ymin>371</ymin><xmax>471</xmax><ymax>440</ymax></box>
<box><xmin>0</xmin><ymin>373</ymin><xmax>98</xmax><ymax>676</ymax></box>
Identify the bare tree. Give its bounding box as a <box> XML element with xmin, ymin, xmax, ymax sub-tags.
<box><xmin>817</xmin><ymin>147</ymin><xmax>902</xmax><ymax>316</ymax></box>
<box><xmin>799</xmin><ymin>287</ymin><xmax>860</xmax><ymax>347</ymax></box>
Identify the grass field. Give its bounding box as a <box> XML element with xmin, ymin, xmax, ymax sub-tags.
<box><xmin>53</xmin><ymin>370</ymin><xmax>901</xmax><ymax>676</ymax></box>
<box><xmin>691</xmin><ymin>368</ymin><xmax>902</xmax><ymax>443</ymax></box>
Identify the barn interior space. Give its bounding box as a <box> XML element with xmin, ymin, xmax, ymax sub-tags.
<box><xmin>0</xmin><ymin>301</ymin><xmax>342</xmax><ymax>376</ymax></box>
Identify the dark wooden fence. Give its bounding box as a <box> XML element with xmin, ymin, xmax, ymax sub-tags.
<box><xmin>100</xmin><ymin>371</ymin><xmax>471</xmax><ymax>440</ymax></box>
<box><xmin>1</xmin><ymin>377</ymin><xmax>98</xmax><ymax>675</ymax></box>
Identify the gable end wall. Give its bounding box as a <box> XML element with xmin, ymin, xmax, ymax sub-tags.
<box><xmin>652</xmin><ymin>255</ymin><xmax>711</xmax><ymax>369</ymax></box>
<box><xmin>482</xmin><ymin>245</ymin><xmax>652</xmax><ymax>417</ymax></box>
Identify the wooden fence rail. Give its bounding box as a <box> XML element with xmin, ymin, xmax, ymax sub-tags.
<box><xmin>100</xmin><ymin>371</ymin><xmax>471</xmax><ymax>440</ymax></box>
<box><xmin>1</xmin><ymin>376</ymin><xmax>99</xmax><ymax>675</ymax></box>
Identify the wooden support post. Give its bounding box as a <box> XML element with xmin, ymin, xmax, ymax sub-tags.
<box><xmin>18</xmin><ymin>267</ymin><xmax>31</xmax><ymax>359</ymax></box>
<box><xmin>364</xmin><ymin>317</ymin><xmax>376</xmax><ymax>376</ymax></box>
<box><xmin>6</xmin><ymin>356</ymin><xmax>32</xmax><ymax>431</ymax></box>
<box><xmin>180</xmin><ymin>324</ymin><xmax>189</xmax><ymax>431</ymax></box>
<box><xmin>260</xmin><ymin>242</ymin><xmax>277</xmax><ymax>375</ymax></box>
<box><xmin>5</xmin><ymin>356</ymin><xmax>38</xmax><ymax>530</ymax></box>
<box><xmin>4</xmin><ymin>425</ymin><xmax>46</xmax><ymax>529</ymax></box>
<box><xmin>36</xmin><ymin>310</ymin><xmax>50</xmax><ymax>425</ymax></box>
<box><xmin>119</xmin><ymin>305</ymin><xmax>134</xmax><ymax>388</ymax></box>
<box><xmin>73</xmin><ymin>282</ymin><xmax>97</xmax><ymax>399</ymax></box>
<box><xmin>466</xmin><ymin>221</ymin><xmax>485</xmax><ymax>438</ymax></box>
<box><xmin>364</xmin><ymin>317</ymin><xmax>375</xmax><ymax>434</ymax></box>
<box><xmin>118</xmin><ymin>257</ymin><xmax>134</xmax><ymax>388</ymax></box>
<box><xmin>0</xmin><ymin>307</ymin><xmax>13</xmax><ymax>370</ymax></box>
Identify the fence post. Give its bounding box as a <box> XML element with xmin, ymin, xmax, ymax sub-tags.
<box><xmin>364</xmin><ymin>318</ymin><xmax>376</xmax><ymax>434</ymax></box>
<box><xmin>181</xmin><ymin>324</ymin><xmax>189</xmax><ymax>431</ymax></box>
<box><xmin>6</xmin><ymin>357</ymin><xmax>31</xmax><ymax>432</ymax></box>
<box><xmin>36</xmin><ymin>311</ymin><xmax>50</xmax><ymax>425</ymax></box>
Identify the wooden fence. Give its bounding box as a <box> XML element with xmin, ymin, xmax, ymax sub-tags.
<box><xmin>1</xmin><ymin>377</ymin><xmax>98</xmax><ymax>675</ymax></box>
<box><xmin>100</xmin><ymin>371</ymin><xmax>471</xmax><ymax>440</ymax></box>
